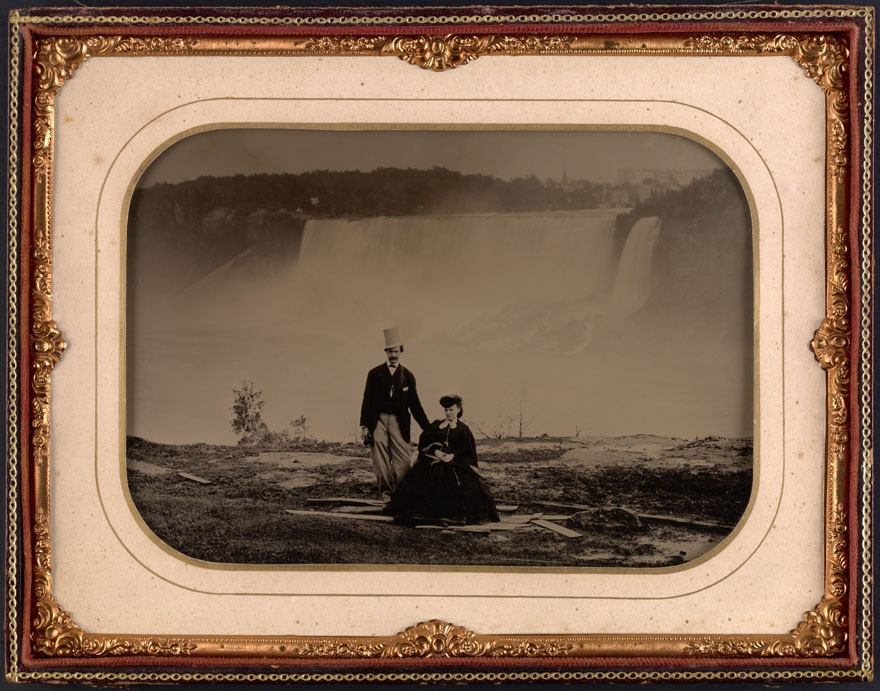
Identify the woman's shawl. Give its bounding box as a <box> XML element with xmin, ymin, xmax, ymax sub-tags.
<box><xmin>418</xmin><ymin>420</ymin><xmax>479</xmax><ymax>468</ymax></box>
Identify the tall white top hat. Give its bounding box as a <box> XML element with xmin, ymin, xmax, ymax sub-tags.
<box><xmin>383</xmin><ymin>327</ymin><xmax>401</xmax><ymax>349</ymax></box>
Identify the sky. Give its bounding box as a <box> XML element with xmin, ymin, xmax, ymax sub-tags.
<box><xmin>138</xmin><ymin>128</ymin><xmax>724</xmax><ymax>187</ymax></box>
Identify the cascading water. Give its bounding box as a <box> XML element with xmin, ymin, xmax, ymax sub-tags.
<box><xmin>609</xmin><ymin>217</ymin><xmax>662</xmax><ymax>319</ymax></box>
<box><xmin>296</xmin><ymin>213</ymin><xmax>617</xmax><ymax>297</ymax></box>
<box><xmin>163</xmin><ymin>211</ymin><xmax>670</xmax><ymax>353</ymax></box>
<box><xmin>282</xmin><ymin>211</ymin><xmax>620</xmax><ymax>345</ymax></box>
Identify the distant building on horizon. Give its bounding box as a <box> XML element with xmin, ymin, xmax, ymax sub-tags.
<box><xmin>617</xmin><ymin>168</ymin><xmax>716</xmax><ymax>202</ymax></box>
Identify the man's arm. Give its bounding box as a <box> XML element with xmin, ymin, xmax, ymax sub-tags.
<box><xmin>359</xmin><ymin>369</ymin><xmax>374</xmax><ymax>430</ymax></box>
<box><xmin>407</xmin><ymin>372</ymin><xmax>431</xmax><ymax>431</ymax></box>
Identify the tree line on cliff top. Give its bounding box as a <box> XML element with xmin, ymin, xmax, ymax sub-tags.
<box><xmin>133</xmin><ymin>166</ymin><xmax>622</xmax><ymax>220</ymax></box>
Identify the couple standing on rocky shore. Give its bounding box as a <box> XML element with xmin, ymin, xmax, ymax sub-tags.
<box><xmin>359</xmin><ymin>328</ymin><xmax>500</xmax><ymax>526</ymax></box>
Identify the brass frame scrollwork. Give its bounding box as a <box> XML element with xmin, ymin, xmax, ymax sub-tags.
<box><xmin>10</xmin><ymin>18</ymin><xmax>868</xmax><ymax>681</ymax></box>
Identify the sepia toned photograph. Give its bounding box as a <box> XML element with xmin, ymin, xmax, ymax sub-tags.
<box><xmin>125</xmin><ymin>128</ymin><xmax>754</xmax><ymax>568</ymax></box>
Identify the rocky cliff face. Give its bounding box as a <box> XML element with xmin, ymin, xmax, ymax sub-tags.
<box><xmin>614</xmin><ymin>167</ymin><xmax>752</xmax><ymax>337</ymax></box>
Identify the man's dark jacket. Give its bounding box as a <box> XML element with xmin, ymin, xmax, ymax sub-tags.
<box><xmin>360</xmin><ymin>364</ymin><xmax>430</xmax><ymax>443</ymax></box>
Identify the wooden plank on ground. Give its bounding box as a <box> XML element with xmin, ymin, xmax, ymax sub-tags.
<box><xmin>532</xmin><ymin>519</ymin><xmax>582</xmax><ymax>538</ymax></box>
<box><xmin>333</xmin><ymin>505</ymin><xmax>385</xmax><ymax>514</ymax></box>
<box><xmin>306</xmin><ymin>497</ymin><xmax>385</xmax><ymax>506</ymax></box>
<box><xmin>416</xmin><ymin>522</ymin><xmax>523</xmax><ymax>532</ymax></box>
<box><xmin>638</xmin><ymin>513</ymin><xmax>735</xmax><ymax>532</ymax></box>
<box><xmin>285</xmin><ymin>509</ymin><xmax>394</xmax><ymax>522</ymax></box>
<box><xmin>459</xmin><ymin>522</ymin><xmax>523</xmax><ymax>531</ymax></box>
<box><xmin>500</xmin><ymin>513</ymin><xmax>543</xmax><ymax>524</ymax></box>
<box><xmin>177</xmin><ymin>472</ymin><xmax>211</xmax><ymax>484</ymax></box>
<box><xmin>535</xmin><ymin>500</ymin><xmax>593</xmax><ymax>511</ymax></box>
<box><xmin>536</xmin><ymin>501</ymin><xmax>733</xmax><ymax>532</ymax></box>
<box><xmin>416</xmin><ymin>524</ymin><xmax>490</xmax><ymax>533</ymax></box>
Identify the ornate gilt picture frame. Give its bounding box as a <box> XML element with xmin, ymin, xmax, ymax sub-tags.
<box><xmin>4</xmin><ymin>3</ymin><xmax>875</xmax><ymax>684</ymax></box>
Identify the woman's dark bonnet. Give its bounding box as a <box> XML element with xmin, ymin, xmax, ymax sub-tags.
<box><xmin>439</xmin><ymin>394</ymin><xmax>463</xmax><ymax>419</ymax></box>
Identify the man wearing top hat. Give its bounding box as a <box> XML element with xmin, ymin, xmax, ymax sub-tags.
<box><xmin>360</xmin><ymin>328</ymin><xmax>431</xmax><ymax>503</ymax></box>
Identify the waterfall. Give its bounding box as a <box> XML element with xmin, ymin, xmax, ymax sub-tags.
<box><xmin>295</xmin><ymin>212</ymin><xmax>617</xmax><ymax>299</ymax></box>
<box><xmin>609</xmin><ymin>217</ymin><xmax>661</xmax><ymax>319</ymax></box>
<box><xmin>285</xmin><ymin>211</ymin><xmax>619</xmax><ymax>343</ymax></box>
<box><xmin>162</xmin><ymin>210</ymin><xmax>661</xmax><ymax>353</ymax></box>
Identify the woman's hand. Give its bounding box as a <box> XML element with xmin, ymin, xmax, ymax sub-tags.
<box><xmin>438</xmin><ymin>452</ymin><xmax>454</xmax><ymax>462</ymax></box>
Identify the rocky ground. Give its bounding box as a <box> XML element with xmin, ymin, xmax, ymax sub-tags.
<box><xmin>126</xmin><ymin>434</ymin><xmax>752</xmax><ymax>567</ymax></box>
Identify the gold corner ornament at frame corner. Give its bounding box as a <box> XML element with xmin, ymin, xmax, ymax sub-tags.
<box><xmin>22</xmin><ymin>28</ymin><xmax>853</xmax><ymax>661</ymax></box>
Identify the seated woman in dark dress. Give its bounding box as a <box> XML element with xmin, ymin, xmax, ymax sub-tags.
<box><xmin>386</xmin><ymin>395</ymin><xmax>499</xmax><ymax>525</ymax></box>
